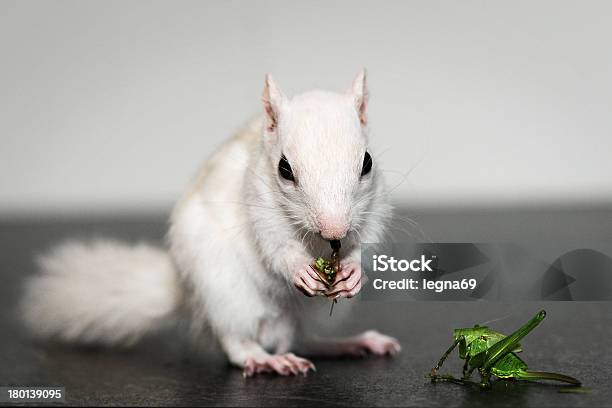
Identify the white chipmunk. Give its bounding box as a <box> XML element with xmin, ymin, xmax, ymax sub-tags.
<box><xmin>21</xmin><ymin>70</ymin><xmax>400</xmax><ymax>376</ymax></box>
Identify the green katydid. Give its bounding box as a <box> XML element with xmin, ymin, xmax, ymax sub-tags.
<box><xmin>429</xmin><ymin>310</ymin><xmax>581</xmax><ymax>388</ymax></box>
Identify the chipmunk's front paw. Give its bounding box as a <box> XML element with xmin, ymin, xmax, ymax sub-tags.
<box><xmin>292</xmin><ymin>264</ymin><xmax>327</xmax><ymax>297</ymax></box>
<box><xmin>243</xmin><ymin>353</ymin><xmax>316</xmax><ymax>377</ymax></box>
<box><xmin>326</xmin><ymin>261</ymin><xmax>363</xmax><ymax>298</ymax></box>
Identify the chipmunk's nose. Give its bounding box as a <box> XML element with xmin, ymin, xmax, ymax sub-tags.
<box><xmin>316</xmin><ymin>214</ymin><xmax>349</xmax><ymax>240</ymax></box>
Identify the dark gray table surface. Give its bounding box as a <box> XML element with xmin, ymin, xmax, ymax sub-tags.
<box><xmin>1</xmin><ymin>207</ymin><xmax>611</xmax><ymax>407</ymax></box>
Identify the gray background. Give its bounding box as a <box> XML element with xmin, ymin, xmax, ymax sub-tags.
<box><xmin>2</xmin><ymin>0</ymin><xmax>612</xmax><ymax>216</ymax></box>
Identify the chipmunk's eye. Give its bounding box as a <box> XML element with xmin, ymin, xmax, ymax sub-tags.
<box><xmin>278</xmin><ymin>154</ymin><xmax>295</xmax><ymax>181</ymax></box>
<box><xmin>361</xmin><ymin>151</ymin><xmax>372</xmax><ymax>177</ymax></box>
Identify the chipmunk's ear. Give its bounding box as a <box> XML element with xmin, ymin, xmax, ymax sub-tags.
<box><xmin>262</xmin><ymin>74</ymin><xmax>285</xmax><ymax>132</ymax></box>
<box><xmin>349</xmin><ymin>69</ymin><xmax>368</xmax><ymax>126</ymax></box>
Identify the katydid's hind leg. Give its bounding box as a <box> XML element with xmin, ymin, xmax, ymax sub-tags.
<box><xmin>516</xmin><ymin>370</ymin><xmax>582</xmax><ymax>385</ymax></box>
<box><xmin>482</xmin><ymin>310</ymin><xmax>547</xmax><ymax>371</ymax></box>
<box><xmin>298</xmin><ymin>330</ymin><xmax>401</xmax><ymax>358</ymax></box>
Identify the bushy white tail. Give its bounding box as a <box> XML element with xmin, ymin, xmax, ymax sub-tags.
<box><xmin>21</xmin><ymin>240</ymin><xmax>182</xmax><ymax>346</ymax></box>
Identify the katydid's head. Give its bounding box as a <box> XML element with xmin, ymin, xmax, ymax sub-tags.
<box><xmin>260</xmin><ymin>70</ymin><xmax>385</xmax><ymax>242</ymax></box>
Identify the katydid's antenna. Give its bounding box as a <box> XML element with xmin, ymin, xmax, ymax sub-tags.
<box><xmin>479</xmin><ymin>305</ymin><xmax>522</xmax><ymax>326</ymax></box>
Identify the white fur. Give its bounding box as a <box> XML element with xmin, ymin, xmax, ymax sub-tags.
<box><xmin>21</xmin><ymin>71</ymin><xmax>394</xmax><ymax>371</ymax></box>
<box><xmin>21</xmin><ymin>240</ymin><xmax>180</xmax><ymax>346</ymax></box>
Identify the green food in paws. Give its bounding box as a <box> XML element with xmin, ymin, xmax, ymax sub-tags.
<box><xmin>313</xmin><ymin>257</ymin><xmax>336</xmax><ymax>286</ymax></box>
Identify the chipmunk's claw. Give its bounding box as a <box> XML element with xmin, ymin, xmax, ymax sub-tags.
<box><xmin>243</xmin><ymin>353</ymin><xmax>316</xmax><ymax>378</ymax></box>
<box><xmin>358</xmin><ymin>330</ymin><xmax>402</xmax><ymax>356</ymax></box>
